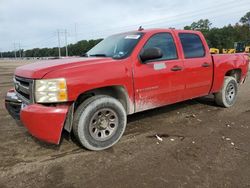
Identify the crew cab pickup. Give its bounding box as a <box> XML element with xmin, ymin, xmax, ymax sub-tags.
<box><xmin>5</xmin><ymin>29</ymin><xmax>249</xmax><ymax>151</ymax></box>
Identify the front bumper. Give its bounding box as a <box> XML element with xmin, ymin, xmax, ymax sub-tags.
<box><xmin>5</xmin><ymin>89</ymin><xmax>22</xmax><ymax>120</ymax></box>
<box><xmin>5</xmin><ymin>89</ymin><xmax>70</xmax><ymax>144</ymax></box>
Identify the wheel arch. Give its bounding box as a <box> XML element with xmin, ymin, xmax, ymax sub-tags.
<box><xmin>74</xmin><ymin>85</ymin><xmax>132</xmax><ymax>115</ymax></box>
<box><xmin>64</xmin><ymin>85</ymin><xmax>133</xmax><ymax>133</ymax></box>
<box><xmin>225</xmin><ymin>68</ymin><xmax>242</xmax><ymax>83</ymax></box>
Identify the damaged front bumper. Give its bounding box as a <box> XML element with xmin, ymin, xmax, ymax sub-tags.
<box><xmin>5</xmin><ymin>89</ymin><xmax>70</xmax><ymax>144</ymax></box>
<box><xmin>5</xmin><ymin>89</ymin><xmax>22</xmax><ymax>120</ymax></box>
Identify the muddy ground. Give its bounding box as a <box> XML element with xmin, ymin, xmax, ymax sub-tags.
<box><xmin>0</xmin><ymin>60</ymin><xmax>250</xmax><ymax>188</ymax></box>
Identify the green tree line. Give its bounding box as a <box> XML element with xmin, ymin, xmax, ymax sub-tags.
<box><xmin>2</xmin><ymin>39</ymin><xmax>102</xmax><ymax>58</ymax></box>
<box><xmin>184</xmin><ymin>12</ymin><xmax>250</xmax><ymax>49</ymax></box>
<box><xmin>1</xmin><ymin>12</ymin><xmax>250</xmax><ymax>58</ymax></box>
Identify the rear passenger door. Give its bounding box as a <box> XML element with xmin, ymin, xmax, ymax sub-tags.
<box><xmin>178</xmin><ymin>33</ymin><xmax>213</xmax><ymax>99</ymax></box>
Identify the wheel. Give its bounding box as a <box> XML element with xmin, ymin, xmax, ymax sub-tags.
<box><xmin>73</xmin><ymin>95</ymin><xmax>127</xmax><ymax>151</ymax></box>
<box><xmin>214</xmin><ymin>76</ymin><xmax>238</xmax><ymax>108</ymax></box>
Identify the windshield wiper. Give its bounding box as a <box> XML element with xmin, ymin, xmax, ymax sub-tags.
<box><xmin>89</xmin><ymin>54</ymin><xmax>107</xmax><ymax>57</ymax></box>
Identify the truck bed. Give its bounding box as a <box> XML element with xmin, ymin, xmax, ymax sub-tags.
<box><xmin>210</xmin><ymin>53</ymin><xmax>249</xmax><ymax>93</ymax></box>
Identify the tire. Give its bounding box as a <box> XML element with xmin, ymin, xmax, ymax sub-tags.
<box><xmin>214</xmin><ymin>76</ymin><xmax>238</xmax><ymax>108</ymax></box>
<box><xmin>73</xmin><ymin>95</ymin><xmax>127</xmax><ymax>151</ymax></box>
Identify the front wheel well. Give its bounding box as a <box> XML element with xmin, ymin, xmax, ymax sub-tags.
<box><xmin>225</xmin><ymin>69</ymin><xmax>242</xmax><ymax>83</ymax></box>
<box><xmin>75</xmin><ymin>86</ymin><xmax>130</xmax><ymax>114</ymax></box>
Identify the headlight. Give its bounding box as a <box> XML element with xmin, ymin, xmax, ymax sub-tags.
<box><xmin>35</xmin><ymin>78</ymin><xmax>68</xmax><ymax>103</ymax></box>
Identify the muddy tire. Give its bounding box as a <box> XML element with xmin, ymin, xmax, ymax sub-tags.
<box><xmin>73</xmin><ymin>95</ymin><xmax>127</xmax><ymax>151</ymax></box>
<box><xmin>215</xmin><ymin>76</ymin><xmax>238</xmax><ymax>108</ymax></box>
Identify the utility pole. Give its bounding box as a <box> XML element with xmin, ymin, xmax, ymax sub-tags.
<box><xmin>19</xmin><ymin>42</ymin><xmax>22</xmax><ymax>58</ymax></box>
<box><xmin>57</xmin><ymin>30</ymin><xmax>61</xmax><ymax>58</ymax></box>
<box><xmin>248</xmin><ymin>18</ymin><xmax>250</xmax><ymax>31</ymax></box>
<box><xmin>13</xmin><ymin>43</ymin><xmax>17</xmax><ymax>59</ymax></box>
<box><xmin>65</xmin><ymin>29</ymin><xmax>68</xmax><ymax>57</ymax></box>
<box><xmin>0</xmin><ymin>48</ymin><xmax>2</xmax><ymax>58</ymax></box>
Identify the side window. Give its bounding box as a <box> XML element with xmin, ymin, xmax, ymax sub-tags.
<box><xmin>143</xmin><ymin>33</ymin><xmax>177</xmax><ymax>61</ymax></box>
<box><xmin>179</xmin><ymin>33</ymin><xmax>205</xmax><ymax>58</ymax></box>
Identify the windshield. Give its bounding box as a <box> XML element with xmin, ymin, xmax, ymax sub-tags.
<box><xmin>87</xmin><ymin>32</ymin><xmax>143</xmax><ymax>59</ymax></box>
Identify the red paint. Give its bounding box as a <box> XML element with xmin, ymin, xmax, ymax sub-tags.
<box><xmin>210</xmin><ymin>53</ymin><xmax>249</xmax><ymax>93</ymax></box>
<box><xmin>175</xmin><ymin>30</ymin><xmax>214</xmax><ymax>100</ymax></box>
<box><xmin>10</xmin><ymin>29</ymin><xmax>249</xmax><ymax>144</ymax></box>
<box><xmin>20</xmin><ymin>104</ymin><xmax>69</xmax><ymax>144</ymax></box>
<box><xmin>132</xmin><ymin>30</ymin><xmax>185</xmax><ymax>111</ymax></box>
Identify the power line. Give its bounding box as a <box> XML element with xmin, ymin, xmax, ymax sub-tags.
<box><xmin>166</xmin><ymin>8</ymin><xmax>250</xmax><ymax>29</ymax></box>
<box><xmin>75</xmin><ymin>7</ymin><xmax>250</xmax><ymax>41</ymax></box>
<box><xmin>4</xmin><ymin>0</ymin><xmax>249</xmax><ymax>52</ymax></box>
<box><xmin>22</xmin><ymin>34</ymin><xmax>57</xmax><ymax>48</ymax></box>
<box><xmin>135</xmin><ymin>0</ymin><xmax>249</xmax><ymax>27</ymax></box>
<box><xmin>76</xmin><ymin>0</ymin><xmax>246</xmax><ymax>32</ymax></box>
<box><xmin>76</xmin><ymin>0</ymin><xmax>249</xmax><ymax>38</ymax></box>
<box><xmin>139</xmin><ymin>5</ymin><xmax>250</xmax><ymax>29</ymax></box>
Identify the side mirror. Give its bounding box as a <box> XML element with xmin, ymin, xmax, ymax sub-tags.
<box><xmin>140</xmin><ymin>47</ymin><xmax>163</xmax><ymax>63</ymax></box>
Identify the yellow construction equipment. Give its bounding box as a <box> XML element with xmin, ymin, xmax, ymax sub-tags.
<box><xmin>235</xmin><ymin>40</ymin><xmax>250</xmax><ymax>53</ymax></box>
<box><xmin>245</xmin><ymin>46</ymin><xmax>250</xmax><ymax>53</ymax></box>
<box><xmin>210</xmin><ymin>48</ymin><xmax>219</xmax><ymax>54</ymax></box>
<box><xmin>222</xmin><ymin>49</ymin><xmax>236</xmax><ymax>54</ymax></box>
<box><xmin>211</xmin><ymin>40</ymin><xmax>249</xmax><ymax>54</ymax></box>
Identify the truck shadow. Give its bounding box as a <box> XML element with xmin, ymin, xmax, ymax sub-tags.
<box><xmin>127</xmin><ymin>94</ymin><xmax>216</xmax><ymax>124</ymax></box>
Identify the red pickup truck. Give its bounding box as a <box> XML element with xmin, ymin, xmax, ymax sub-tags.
<box><xmin>5</xmin><ymin>29</ymin><xmax>249</xmax><ymax>151</ymax></box>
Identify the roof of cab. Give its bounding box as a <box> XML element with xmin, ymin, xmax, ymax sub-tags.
<box><xmin>110</xmin><ymin>28</ymin><xmax>202</xmax><ymax>37</ymax></box>
<box><xmin>136</xmin><ymin>28</ymin><xmax>202</xmax><ymax>35</ymax></box>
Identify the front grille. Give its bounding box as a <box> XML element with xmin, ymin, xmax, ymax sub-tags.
<box><xmin>14</xmin><ymin>76</ymin><xmax>34</xmax><ymax>104</ymax></box>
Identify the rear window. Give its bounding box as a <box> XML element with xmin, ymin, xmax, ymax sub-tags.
<box><xmin>179</xmin><ymin>33</ymin><xmax>205</xmax><ymax>58</ymax></box>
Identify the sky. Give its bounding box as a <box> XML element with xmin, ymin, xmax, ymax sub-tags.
<box><xmin>0</xmin><ymin>0</ymin><xmax>249</xmax><ymax>51</ymax></box>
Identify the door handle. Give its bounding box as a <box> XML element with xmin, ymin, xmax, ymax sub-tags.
<box><xmin>171</xmin><ymin>66</ymin><xmax>183</xmax><ymax>71</ymax></box>
<box><xmin>202</xmin><ymin>62</ymin><xmax>211</xmax><ymax>67</ymax></box>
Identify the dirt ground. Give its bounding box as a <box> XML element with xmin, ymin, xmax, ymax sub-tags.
<box><xmin>0</xmin><ymin>60</ymin><xmax>250</xmax><ymax>188</ymax></box>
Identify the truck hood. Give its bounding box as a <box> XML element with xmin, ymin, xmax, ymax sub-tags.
<box><xmin>15</xmin><ymin>57</ymin><xmax>114</xmax><ymax>79</ymax></box>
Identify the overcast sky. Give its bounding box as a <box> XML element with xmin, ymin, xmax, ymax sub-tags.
<box><xmin>0</xmin><ymin>0</ymin><xmax>249</xmax><ymax>51</ymax></box>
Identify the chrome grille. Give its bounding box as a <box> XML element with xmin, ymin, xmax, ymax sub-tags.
<box><xmin>14</xmin><ymin>76</ymin><xmax>34</xmax><ymax>104</ymax></box>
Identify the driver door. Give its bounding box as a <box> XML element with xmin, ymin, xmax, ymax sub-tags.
<box><xmin>133</xmin><ymin>32</ymin><xmax>185</xmax><ymax>112</ymax></box>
